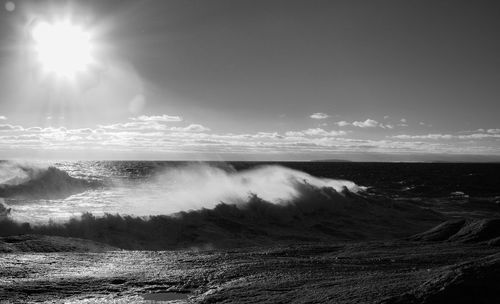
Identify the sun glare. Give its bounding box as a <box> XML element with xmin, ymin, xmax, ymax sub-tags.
<box><xmin>32</xmin><ymin>21</ymin><xmax>93</xmax><ymax>78</ymax></box>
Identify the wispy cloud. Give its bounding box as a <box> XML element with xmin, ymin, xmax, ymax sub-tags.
<box><xmin>130</xmin><ymin>114</ymin><xmax>182</xmax><ymax>122</ymax></box>
<box><xmin>336</xmin><ymin>119</ymin><xmax>395</xmax><ymax>129</ymax></box>
<box><xmin>100</xmin><ymin>114</ymin><xmax>186</xmax><ymax>131</ymax></box>
<box><xmin>170</xmin><ymin>124</ymin><xmax>210</xmax><ymax>132</ymax></box>
<box><xmin>392</xmin><ymin>132</ymin><xmax>500</xmax><ymax>140</ymax></box>
<box><xmin>310</xmin><ymin>112</ymin><xmax>329</xmax><ymax>120</ymax></box>
<box><xmin>0</xmin><ymin>115</ymin><xmax>6</xmax><ymax>120</ymax></box>
<box><xmin>0</xmin><ymin>124</ymin><xmax>23</xmax><ymax>131</ymax></box>
<box><xmin>352</xmin><ymin>119</ymin><xmax>379</xmax><ymax>128</ymax></box>
<box><xmin>1</xmin><ymin>118</ymin><xmax>499</xmax><ymax>157</ymax></box>
<box><xmin>285</xmin><ymin>128</ymin><xmax>346</xmax><ymax>137</ymax></box>
<box><xmin>99</xmin><ymin>121</ymin><xmax>167</xmax><ymax>131</ymax></box>
<box><xmin>335</xmin><ymin>121</ymin><xmax>351</xmax><ymax>127</ymax></box>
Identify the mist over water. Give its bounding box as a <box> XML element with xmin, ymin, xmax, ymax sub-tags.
<box><xmin>0</xmin><ymin>161</ymin><xmax>362</xmax><ymax>223</ymax></box>
<box><xmin>0</xmin><ymin>161</ymin><xmax>50</xmax><ymax>185</ymax></box>
<box><xmin>146</xmin><ymin>164</ymin><xmax>362</xmax><ymax>212</ymax></box>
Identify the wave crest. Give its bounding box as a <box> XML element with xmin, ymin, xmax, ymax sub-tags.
<box><xmin>0</xmin><ymin>180</ymin><xmax>443</xmax><ymax>249</ymax></box>
<box><xmin>0</xmin><ymin>162</ymin><xmax>101</xmax><ymax>199</ymax></box>
<box><xmin>130</xmin><ymin>164</ymin><xmax>365</xmax><ymax>215</ymax></box>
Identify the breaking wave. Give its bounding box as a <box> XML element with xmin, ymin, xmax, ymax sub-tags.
<box><xmin>0</xmin><ymin>181</ymin><xmax>442</xmax><ymax>249</ymax></box>
<box><xmin>128</xmin><ymin>164</ymin><xmax>365</xmax><ymax>215</ymax></box>
<box><xmin>1</xmin><ymin>162</ymin><xmax>365</xmax><ymax>223</ymax></box>
<box><xmin>0</xmin><ymin>162</ymin><xmax>102</xmax><ymax>200</ymax></box>
<box><xmin>0</xmin><ymin>162</ymin><xmax>446</xmax><ymax>249</ymax></box>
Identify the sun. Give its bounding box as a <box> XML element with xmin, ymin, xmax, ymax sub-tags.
<box><xmin>32</xmin><ymin>21</ymin><xmax>93</xmax><ymax>78</ymax></box>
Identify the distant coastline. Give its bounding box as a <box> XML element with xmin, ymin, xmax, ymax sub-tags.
<box><xmin>311</xmin><ymin>159</ymin><xmax>353</xmax><ymax>162</ymax></box>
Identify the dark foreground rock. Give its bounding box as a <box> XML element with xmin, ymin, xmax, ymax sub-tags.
<box><xmin>0</xmin><ymin>241</ymin><xmax>498</xmax><ymax>303</ymax></box>
<box><xmin>448</xmin><ymin>218</ymin><xmax>500</xmax><ymax>243</ymax></box>
<box><xmin>409</xmin><ymin>218</ymin><xmax>500</xmax><ymax>244</ymax></box>
<box><xmin>409</xmin><ymin>219</ymin><xmax>466</xmax><ymax>242</ymax></box>
<box><xmin>380</xmin><ymin>252</ymin><xmax>500</xmax><ymax>304</ymax></box>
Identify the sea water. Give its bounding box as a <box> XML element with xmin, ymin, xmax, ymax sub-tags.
<box><xmin>1</xmin><ymin>161</ymin><xmax>499</xmax><ymax>224</ymax></box>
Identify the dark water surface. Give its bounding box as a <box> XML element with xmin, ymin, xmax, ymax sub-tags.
<box><xmin>55</xmin><ymin>160</ymin><xmax>499</xmax><ymax>197</ymax></box>
<box><xmin>232</xmin><ymin>161</ymin><xmax>500</xmax><ymax>198</ymax></box>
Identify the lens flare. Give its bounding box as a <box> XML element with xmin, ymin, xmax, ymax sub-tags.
<box><xmin>32</xmin><ymin>21</ymin><xmax>93</xmax><ymax>78</ymax></box>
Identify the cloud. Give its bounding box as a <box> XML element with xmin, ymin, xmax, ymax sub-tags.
<box><xmin>99</xmin><ymin>121</ymin><xmax>167</xmax><ymax>131</ymax></box>
<box><xmin>336</xmin><ymin>119</ymin><xmax>395</xmax><ymax>129</ymax></box>
<box><xmin>392</xmin><ymin>132</ymin><xmax>500</xmax><ymax>140</ymax></box>
<box><xmin>285</xmin><ymin>128</ymin><xmax>346</xmax><ymax>137</ymax></box>
<box><xmin>26</xmin><ymin>127</ymin><xmax>43</xmax><ymax>132</ymax></box>
<box><xmin>303</xmin><ymin>128</ymin><xmax>345</xmax><ymax>136</ymax></box>
<box><xmin>0</xmin><ymin>124</ymin><xmax>23</xmax><ymax>131</ymax></box>
<box><xmin>335</xmin><ymin>121</ymin><xmax>350</xmax><ymax>127</ymax></box>
<box><xmin>252</xmin><ymin>132</ymin><xmax>284</xmax><ymax>139</ymax></box>
<box><xmin>0</xmin><ymin>118</ymin><xmax>499</xmax><ymax>157</ymax></box>
<box><xmin>352</xmin><ymin>119</ymin><xmax>379</xmax><ymax>128</ymax></box>
<box><xmin>101</xmin><ymin>114</ymin><xmax>193</xmax><ymax>131</ymax></box>
<box><xmin>0</xmin><ymin>116</ymin><xmax>6</xmax><ymax>120</ymax></box>
<box><xmin>310</xmin><ymin>113</ymin><xmax>329</xmax><ymax>120</ymax></box>
<box><xmin>170</xmin><ymin>124</ymin><xmax>210</xmax><ymax>132</ymax></box>
<box><xmin>130</xmin><ymin>114</ymin><xmax>182</xmax><ymax>122</ymax></box>
<box><xmin>487</xmin><ymin>129</ymin><xmax>500</xmax><ymax>134</ymax></box>
<box><xmin>392</xmin><ymin>134</ymin><xmax>454</xmax><ymax>140</ymax></box>
<box><xmin>400</xmin><ymin>118</ymin><xmax>407</xmax><ymax>123</ymax></box>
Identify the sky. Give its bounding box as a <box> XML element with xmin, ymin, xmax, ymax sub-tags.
<box><xmin>0</xmin><ymin>0</ymin><xmax>499</xmax><ymax>161</ymax></box>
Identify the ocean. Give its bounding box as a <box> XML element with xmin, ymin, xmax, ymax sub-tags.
<box><xmin>1</xmin><ymin>161</ymin><xmax>500</xmax><ymax>222</ymax></box>
<box><xmin>1</xmin><ymin>161</ymin><xmax>499</xmax><ymax>249</ymax></box>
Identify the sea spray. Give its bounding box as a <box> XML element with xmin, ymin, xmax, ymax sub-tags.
<box><xmin>2</xmin><ymin>162</ymin><xmax>364</xmax><ymax>222</ymax></box>
<box><xmin>145</xmin><ymin>164</ymin><xmax>364</xmax><ymax>212</ymax></box>
<box><xmin>0</xmin><ymin>161</ymin><xmax>50</xmax><ymax>185</ymax></box>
